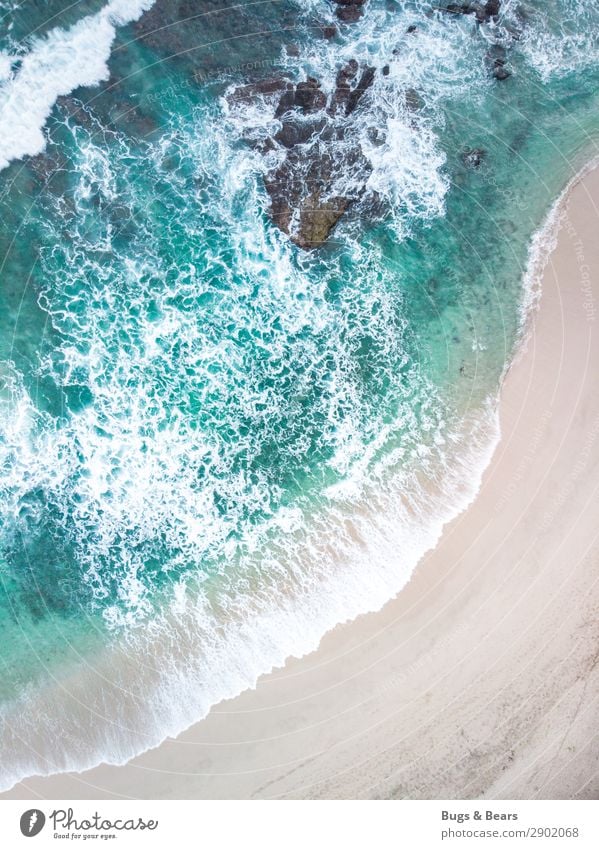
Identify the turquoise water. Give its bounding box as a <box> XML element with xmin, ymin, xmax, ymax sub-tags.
<box><xmin>1</xmin><ymin>0</ymin><xmax>599</xmax><ymax>787</ymax></box>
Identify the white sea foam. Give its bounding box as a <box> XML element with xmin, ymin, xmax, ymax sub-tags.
<box><xmin>0</xmin><ymin>0</ymin><xmax>155</xmax><ymax>170</ymax></box>
<box><xmin>0</xmin><ymin>50</ymin><xmax>12</xmax><ymax>81</ymax></box>
<box><xmin>0</xmin><ymin>394</ymin><xmax>502</xmax><ymax>792</ymax></box>
<box><xmin>513</xmin><ymin>0</ymin><xmax>599</xmax><ymax>81</ymax></box>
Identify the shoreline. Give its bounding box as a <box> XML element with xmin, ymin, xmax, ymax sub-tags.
<box><xmin>4</xmin><ymin>162</ymin><xmax>599</xmax><ymax>800</ymax></box>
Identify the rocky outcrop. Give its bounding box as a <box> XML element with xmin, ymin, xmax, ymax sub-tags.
<box><xmin>228</xmin><ymin>78</ymin><xmax>290</xmax><ymax>106</ymax></box>
<box><xmin>462</xmin><ymin>147</ymin><xmax>486</xmax><ymax>168</ymax></box>
<box><xmin>328</xmin><ymin>60</ymin><xmax>358</xmax><ymax>114</ymax></box>
<box><xmin>298</xmin><ymin>193</ymin><xmax>351</xmax><ymax>246</ymax></box>
<box><xmin>294</xmin><ymin>78</ymin><xmax>328</xmax><ymax>113</ymax></box>
<box><xmin>332</xmin><ymin>0</ymin><xmax>366</xmax><ymax>24</ymax></box>
<box><xmin>404</xmin><ymin>87</ymin><xmax>424</xmax><ymax>112</ymax></box>
<box><xmin>485</xmin><ymin>45</ymin><xmax>511</xmax><ymax>80</ymax></box>
<box><xmin>442</xmin><ymin>1</ymin><xmax>501</xmax><ymax>23</ymax></box>
<box><xmin>230</xmin><ymin>64</ymin><xmax>379</xmax><ymax>249</ymax></box>
<box><xmin>346</xmin><ymin>66</ymin><xmax>376</xmax><ymax>115</ymax></box>
<box><xmin>493</xmin><ymin>61</ymin><xmax>511</xmax><ymax>80</ymax></box>
<box><xmin>484</xmin><ymin>0</ymin><xmax>501</xmax><ymax>18</ymax></box>
<box><xmin>265</xmin><ymin>156</ymin><xmax>352</xmax><ymax>248</ymax></box>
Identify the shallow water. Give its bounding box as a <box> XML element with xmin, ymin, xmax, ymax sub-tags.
<box><xmin>0</xmin><ymin>0</ymin><xmax>598</xmax><ymax>788</ymax></box>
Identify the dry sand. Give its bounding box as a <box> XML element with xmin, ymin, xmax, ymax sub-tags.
<box><xmin>4</xmin><ymin>165</ymin><xmax>599</xmax><ymax>801</ymax></box>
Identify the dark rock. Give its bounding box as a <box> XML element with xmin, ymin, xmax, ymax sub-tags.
<box><xmin>274</xmin><ymin>84</ymin><xmax>296</xmax><ymax>117</ymax></box>
<box><xmin>345</xmin><ymin>65</ymin><xmax>376</xmax><ymax>115</ymax></box>
<box><xmin>228</xmin><ymin>77</ymin><xmax>289</xmax><ymax>106</ymax></box>
<box><xmin>133</xmin><ymin>0</ymin><xmax>296</xmax><ymax>75</ymax></box>
<box><xmin>265</xmin><ymin>117</ymin><xmax>371</xmax><ymax>247</ymax></box>
<box><xmin>382</xmin><ymin>64</ymin><xmax>390</xmax><ymax>76</ymax></box>
<box><xmin>444</xmin><ymin>3</ymin><xmax>474</xmax><ymax>15</ymax></box>
<box><xmin>264</xmin><ymin>170</ymin><xmax>293</xmax><ymax>235</ymax></box>
<box><xmin>404</xmin><ymin>87</ymin><xmax>424</xmax><ymax>111</ymax></box>
<box><xmin>329</xmin><ymin>60</ymin><xmax>359</xmax><ymax>114</ymax></box>
<box><xmin>295</xmin><ymin>78</ymin><xmax>327</xmax><ymax>113</ymax></box>
<box><xmin>27</xmin><ymin>151</ymin><xmax>66</xmax><ymax>186</ymax></box>
<box><xmin>462</xmin><ymin>147</ymin><xmax>486</xmax><ymax>167</ymax></box>
<box><xmin>295</xmin><ymin>192</ymin><xmax>351</xmax><ymax>248</ymax></box>
<box><xmin>109</xmin><ymin>102</ymin><xmax>159</xmax><ymax>139</ymax></box>
<box><xmin>235</xmin><ymin>65</ymin><xmax>378</xmax><ymax>249</ymax></box>
<box><xmin>332</xmin><ymin>0</ymin><xmax>366</xmax><ymax>24</ymax></box>
<box><xmin>339</xmin><ymin>59</ymin><xmax>359</xmax><ymax>81</ymax></box>
<box><xmin>336</xmin><ymin>4</ymin><xmax>363</xmax><ymax>22</ymax></box>
<box><xmin>359</xmin><ymin>189</ymin><xmax>385</xmax><ymax>218</ymax></box>
<box><xmin>407</xmin><ymin>24</ymin><xmax>418</xmax><ymax>33</ymax></box>
<box><xmin>367</xmin><ymin>126</ymin><xmax>385</xmax><ymax>146</ymax></box>
<box><xmin>253</xmin><ymin>78</ymin><xmax>290</xmax><ymax>97</ymax></box>
<box><xmin>493</xmin><ymin>63</ymin><xmax>511</xmax><ymax>80</ymax></box>
<box><xmin>485</xmin><ymin>45</ymin><xmax>511</xmax><ymax>79</ymax></box>
<box><xmin>274</xmin><ymin>116</ymin><xmax>328</xmax><ymax>148</ymax></box>
<box><xmin>264</xmin><ymin>138</ymin><xmax>367</xmax><ymax>249</ymax></box>
<box><xmin>273</xmin><ymin>121</ymin><xmax>302</xmax><ymax>149</ymax></box>
<box><xmin>441</xmin><ymin>1</ymin><xmax>501</xmax><ymax>23</ymax></box>
<box><xmin>322</xmin><ymin>24</ymin><xmax>337</xmax><ymax>39</ymax></box>
<box><xmin>257</xmin><ymin>137</ymin><xmax>277</xmax><ymax>155</ymax></box>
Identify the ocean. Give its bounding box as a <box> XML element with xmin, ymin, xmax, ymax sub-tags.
<box><xmin>0</xmin><ymin>0</ymin><xmax>598</xmax><ymax>789</ymax></box>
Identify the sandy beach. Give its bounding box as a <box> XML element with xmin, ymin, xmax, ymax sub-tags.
<box><xmin>3</xmin><ymin>163</ymin><xmax>599</xmax><ymax>801</ymax></box>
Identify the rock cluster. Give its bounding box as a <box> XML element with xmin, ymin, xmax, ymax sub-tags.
<box><xmin>443</xmin><ymin>1</ymin><xmax>501</xmax><ymax>24</ymax></box>
<box><xmin>230</xmin><ymin>64</ymin><xmax>378</xmax><ymax>249</ymax></box>
<box><xmin>223</xmin><ymin>0</ymin><xmax>518</xmax><ymax>249</ymax></box>
<box><xmin>332</xmin><ymin>0</ymin><xmax>367</xmax><ymax>24</ymax></box>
